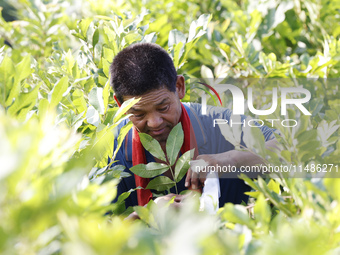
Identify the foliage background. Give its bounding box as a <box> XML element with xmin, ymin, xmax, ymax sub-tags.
<box><xmin>0</xmin><ymin>0</ymin><xmax>339</xmax><ymax>254</ymax></box>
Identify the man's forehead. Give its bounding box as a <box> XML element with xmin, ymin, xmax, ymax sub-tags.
<box><xmin>123</xmin><ymin>88</ymin><xmax>176</xmax><ymax>107</ymax></box>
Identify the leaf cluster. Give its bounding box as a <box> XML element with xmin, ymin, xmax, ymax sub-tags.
<box><xmin>130</xmin><ymin>123</ymin><xmax>193</xmax><ymax>193</ymax></box>
<box><xmin>0</xmin><ymin>0</ymin><xmax>339</xmax><ymax>254</ymax></box>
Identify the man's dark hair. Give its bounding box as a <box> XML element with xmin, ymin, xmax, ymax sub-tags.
<box><xmin>110</xmin><ymin>43</ymin><xmax>177</xmax><ymax>103</ymax></box>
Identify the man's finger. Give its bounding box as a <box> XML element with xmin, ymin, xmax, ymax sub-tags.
<box><xmin>185</xmin><ymin>168</ymin><xmax>192</xmax><ymax>187</ymax></box>
<box><xmin>199</xmin><ymin>171</ymin><xmax>208</xmax><ymax>185</ymax></box>
<box><xmin>174</xmin><ymin>194</ymin><xmax>184</xmax><ymax>203</ymax></box>
<box><xmin>191</xmin><ymin>170</ymin><xmax>199</xmax><ymax>190</ymax></box>
<box><xmin>124</xmin><ymin>211</ymin><xmax>140</xmax><ymax>221</ymax></box>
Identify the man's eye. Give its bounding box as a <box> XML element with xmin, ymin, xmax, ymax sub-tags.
<box><xmin>159</xmin><ymin>106</ymin><xmax>169</xmax><ymax>112</ymax></box>
<box><xmin>134</xmin><ymin>114</ymin><xmax>144</xmax><ymax>118</ymax></box>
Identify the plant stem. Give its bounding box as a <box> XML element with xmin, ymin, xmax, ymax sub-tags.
<box><xmin>168</xmin><ymin>163</ymin><xmax>178</xmax><ymax>194</ymax></box>
<box><xmin>174</xmin><ymin>182</ymin><xmax>178</xmax><ymax>195</ymax></box>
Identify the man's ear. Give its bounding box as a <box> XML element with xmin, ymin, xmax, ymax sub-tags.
<box><xmin>176</xmin><ymin>75</ymin><xmax>185</xmax><ymax>99</ymax></box>
<box><xmin>113</xmin><ymin>93</ymin><xmax>121</xmax><ymax>107</ymax></box>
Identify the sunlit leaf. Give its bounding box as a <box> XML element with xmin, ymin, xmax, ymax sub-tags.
<box><xmin>254</xmin><ymin>194</ymin><xmax>271</xmax><ymax>229</ymax></box>
<box><xmin>89</xmin><ymin>87</ymin><xmax>105</xmax><ymax>114</ymax></box>
<box><xmin>174</xmin><ymin>149</ymin><xmax>192</xmax><ymax>182</ymax></box>
<box><xmin>86</xmin><ymin>105</ymin><xmax>100</xmax><ymax>127</ymax></box>
<box><xmin>112</xmin><ymin>122</ymin><xmax>133</xmax><ymax>163</ymax></box>
<box><xmin>50</xmin><ymin>76</ymin><xmax>69</xmax><ymax>108</ymax></box>
<box><xmin>166</xmin><ymin>123</ymin><xmax>184</xmax><ymax>166</ymax></box>
<box><xmin>8</xmin><ymin>83</ymin><xmax>40</xmax><ymax>116</ymax></box>
<box><xmin>113</xmin><ymin>97</ymin><xmax>140</xmax><ymax>123</ymax></box>
<box><xmin>139</xmin><ymin>133</ymin><xmax>167</xmax><ymax>162</ymax></box>
<box><xmin>146</xmin><ymin>176</ymin><xmax>175</xmax><ymax>191</ymax></box>
<box><xmin>72</xmin><ymin>89</ymin><xmax>87</xmax><ymax>114</ymax></box>
<box><xmin>130</xmin><ymin>162</ymin><xmax>169</xmax><ymax>178</ymax></box>
<box><xmin>168</xmin><ymin>29</ymin><xmax>186</xmax><ymax>48</ymax></box>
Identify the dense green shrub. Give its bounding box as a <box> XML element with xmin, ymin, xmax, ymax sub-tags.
<box><xmin>0</xmin><ymin>0</ymin><xmax>339</xmax><ymax>254</ymax></box>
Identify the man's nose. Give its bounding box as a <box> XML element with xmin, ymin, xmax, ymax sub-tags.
<box><xmin>147</xmin><ymin>113</ymin><xmax>163</xmax><ymax>128</ymax></box>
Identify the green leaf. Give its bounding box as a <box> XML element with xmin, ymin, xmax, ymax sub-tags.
<box><xmin>296</xmin><ymin>130</ymin><xmax>318</xmax><ymax>143</ymax></box>
<box><xmin>281</xmin><ymin>150</ymin><xmax>292</xmax><ymax>162</ymax></box>
<box><xmin>257</xmin><ymin>177</ymin><xmax>293</xmax><ymax>217</ymax></box>
<box><xmin>117</xmin><ymin>191</ymin><xmax>131</xmax><ymax>204</ymax></box>
<box><xmin>272</xmin><ymin>2</ymin><xmax>294</xmax><ymax>29</ymax></box>
<box><xmin>168</xmin><ymin>29</ymin><xmax>186</xmax><ymax>48</ymax></box>
<box><xmin>113</xmin><ymin>97</ymin><xmax>140</xmax><ymax>123</ymax></box>
<box><xmin>102</xmin><ymin>59</ymin><xmax>111</xmax><ymax>78</ymax></box>
<box><xmin>239</xmin><ymin>173</ymin><xmax>260</xmax><ymax>191</ymax></box>
<box><xmin>94</xmin><ymin>43</ymin><xmax>103</xmax><ymax>65</ymax></box>
<box><xmin>130</xmin><ymin>162</ymin><xmax>169</xmax><ymax>178</ymax></box>
<box><xmin>5</xmin><ymin>77</ymin><xmax>18</xmax><ymax>107</ymax></box>
<box><xmin>218</xmin><ymin>118</ymin><xmax>239</xmax><ymax>146</ymax></box>
<box><xmin>103</xmin><ymin>25</ymin><xmax>118</xmax><ymax>54</ymax></box>
<box><xmin>103</xmin><ymin>107</ymin><xmax>117</xmax><ymax>125</ymax></box>
<box><xmin>72</xmin><ymin>63</ymin><xmax>80</xmax><ymax>80</ymax></box>
<box><xmin>188</xmin><ymin>14</ymin><xmax>211</xmax><ymax>42</ymax></box>
<box><xmin>112</xmin><ymin>191</ymin><xmax>131</xmax><ymax>214</ymax></box>
<box><xmin>123</xmin><ymin>33</ymin><xmax>141</xmax><ymax>45</ymax></box>
<box><xmin>146</xmin><ymin>176</ymin><xmax>175</xmax><ymax>192</ymax></box>
<box><xmin>86</xmin><ymin>105</ymin><xmax>100</xmax><ymax>127</ymax></box>
<box><xmin>103</xmin><ymin>80</ymin><xmax>110</xmax><ymax>113</ymax></box>
<box><xmin>324</xmin><ymin>178</ymin><xmax>340</xmax><ymax>201</ymax></box>
<box><xmin>38</xmin><ymin>98</ymin><xmax>49</xmax><ymax>118</ymax></box>
<box><xmin>173</xmin><ymin>41</ymin><xmax>184</xmax><ymax>69</ymax></box>
<box><xmin>219</xmin><ymin>42</ymin><xmax>231</xmax><ymax>58</ymax></box>
<box><xmin>254</xmin><ymin>194</ymin><xmax>271</xmax><ymax>228</ymax></box>
<box><xmin>221</xmin><ymin>203</ymin><xmax>255</xmax><ymax>229</ymax></box>
<box><xmin>139</xmin><ymin>133</ymin><xmax>166</xmax><ymax>162</ymax></box>
<box><xmin>308</xmin><ymin>98</ymin><xmax>324</xmax><ymax>117</ymax></box>
<box><xmin>89</xmin><ymin>87</ymin><xmax>105</xmax><ymax>114</ymax></box>
<box><xmin>295</xmin><ymin>115</ymin><xmax>310</xmax><ymax>138</ymax></box>
<box><xmin>267</xmin><ymin>179</ymin><xmax>280</xmax><ymax>194</ymax></box>
<box><xmin>72</xmin><ymin>89</ymin><xmax>87</xmax><ymax>114</ymax></box>
<box><xmin>0</xmin><ymin>56</ymin><xmax>14</xmax><ymax>91</ymax></box>
<box><xmin>243</xmin><ymin>119</ymin><xmax>266</xmax><ymax>157</ymax></box>
<box><xmin>103</xmin><ymin>47</ymin><xmax>114</xmax><ymax>62</ymax></box>
<box><xmin>112</xmin><ymin>122</ymin><xmax>133</xmax><ymax>163</ymax></box>
<box><xmin>175</xmin><ymin>150</ymin><xmax>192</xmax><ymax>182</ymax></box>
<box><xmin>91</xmin><ymin>125</ymin><xmax>116</xmax><ymax>166</ymax></box>
<box><xmin>7</xmin><ymin>84</ymin><xmax>40</xmax><ymax>116</ymax></box>
<box><xmin>0</xmin><ymin>57</ymin><xmax>15</xmax><ymax>106</ymax></box>
<box><xmin>92</xmin><ymin>28</ymin><xmax>99</xmax><ymax>48</ymax></box>
<box><xmin>50</xmin><ymin>76</ymin><xmax>69</xmax><ymax>108</ymax></box>
<box><xmin>201</xmin><ymin>65</ymin><xmax>214</xmax><ymax>79</ymax></box>
<box><xmin>64</xmin><ymin>50</ymin><xmax>75</xmax><ymax>75</ymax></box>
<box><xmin>5</xmin><ymin>55</ymin><xmax>33</xmax><ymax>107</ymax></box>
<box><xmin>133</xmin><ymin>206</ymin><xmax>150</xmax><ymax>224</ymax></box>
<box><xmin>15</xmin><ymin>54</ymin><xmax>33</xmax><ymax>84</ymax></box>
<box><xmin>133</xmin><ymin>205</ymin><xmax>157</xmax><ymax>228</ymax></box>
<box><xmin>78</xmin><ymin>18</ymin><xmax>93</xmax><ymax>39</ymax></box>
<box><xmin>141</xmin><ymin>32</ymin><xmax>157</xmax><ymax>43</ymax></box>
<box><xmin>166</xmin><ymin>123</ymin><xmax>184</xmax><ymax>166</ymax></box>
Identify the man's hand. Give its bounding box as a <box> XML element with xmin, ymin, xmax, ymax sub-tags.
<box><xmin>125</xmin><ymin>193</ymin><xmax>189</xmax><ymax>221</ymax></box>
<box><xmin>154</xmin><ymin>193</ymin><xmax>189</xmax><ymax>209</ymax></box>
<box><xmin>185</xmin><ymin>138</ymin><xmax>279</xmax><ymax>189</ymax></box>
<box><xmin>185</xmin><ymin>151</ymin><xmax>238</xmax><ymax>190</ymax></box>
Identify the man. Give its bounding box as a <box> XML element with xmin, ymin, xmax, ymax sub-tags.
<box><xmin>109</xmin><ymin>43</ymin><xmax>276</xmax><ymax>209</ymax></box>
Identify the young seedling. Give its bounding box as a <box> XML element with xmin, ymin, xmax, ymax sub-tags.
<box><xmin>130</xmin><ymin>123</ymin><xmax>194</xmax><ymax>195</ymax></box>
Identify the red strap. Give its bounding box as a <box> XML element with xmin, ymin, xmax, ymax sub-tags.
<box><xmin>133</xmin><ymin>103</ymin><xmax>198</xmax><ymax>206</ymax></box>
<box><xmin>132</xmin><ymin>127</ymin><xmax>153</xmax><ymax>205</ymax></box>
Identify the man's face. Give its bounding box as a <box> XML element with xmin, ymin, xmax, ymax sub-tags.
<box><xmin>123</xmin><ymin>76</ymin><xmax>185</xmax><ymax>147</ymax></box>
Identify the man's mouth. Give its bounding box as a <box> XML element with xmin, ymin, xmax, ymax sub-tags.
<box><xmin>149</xmin><ymin>128</ymin><xmax>165</xmax><ymax>136</ymax></box>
